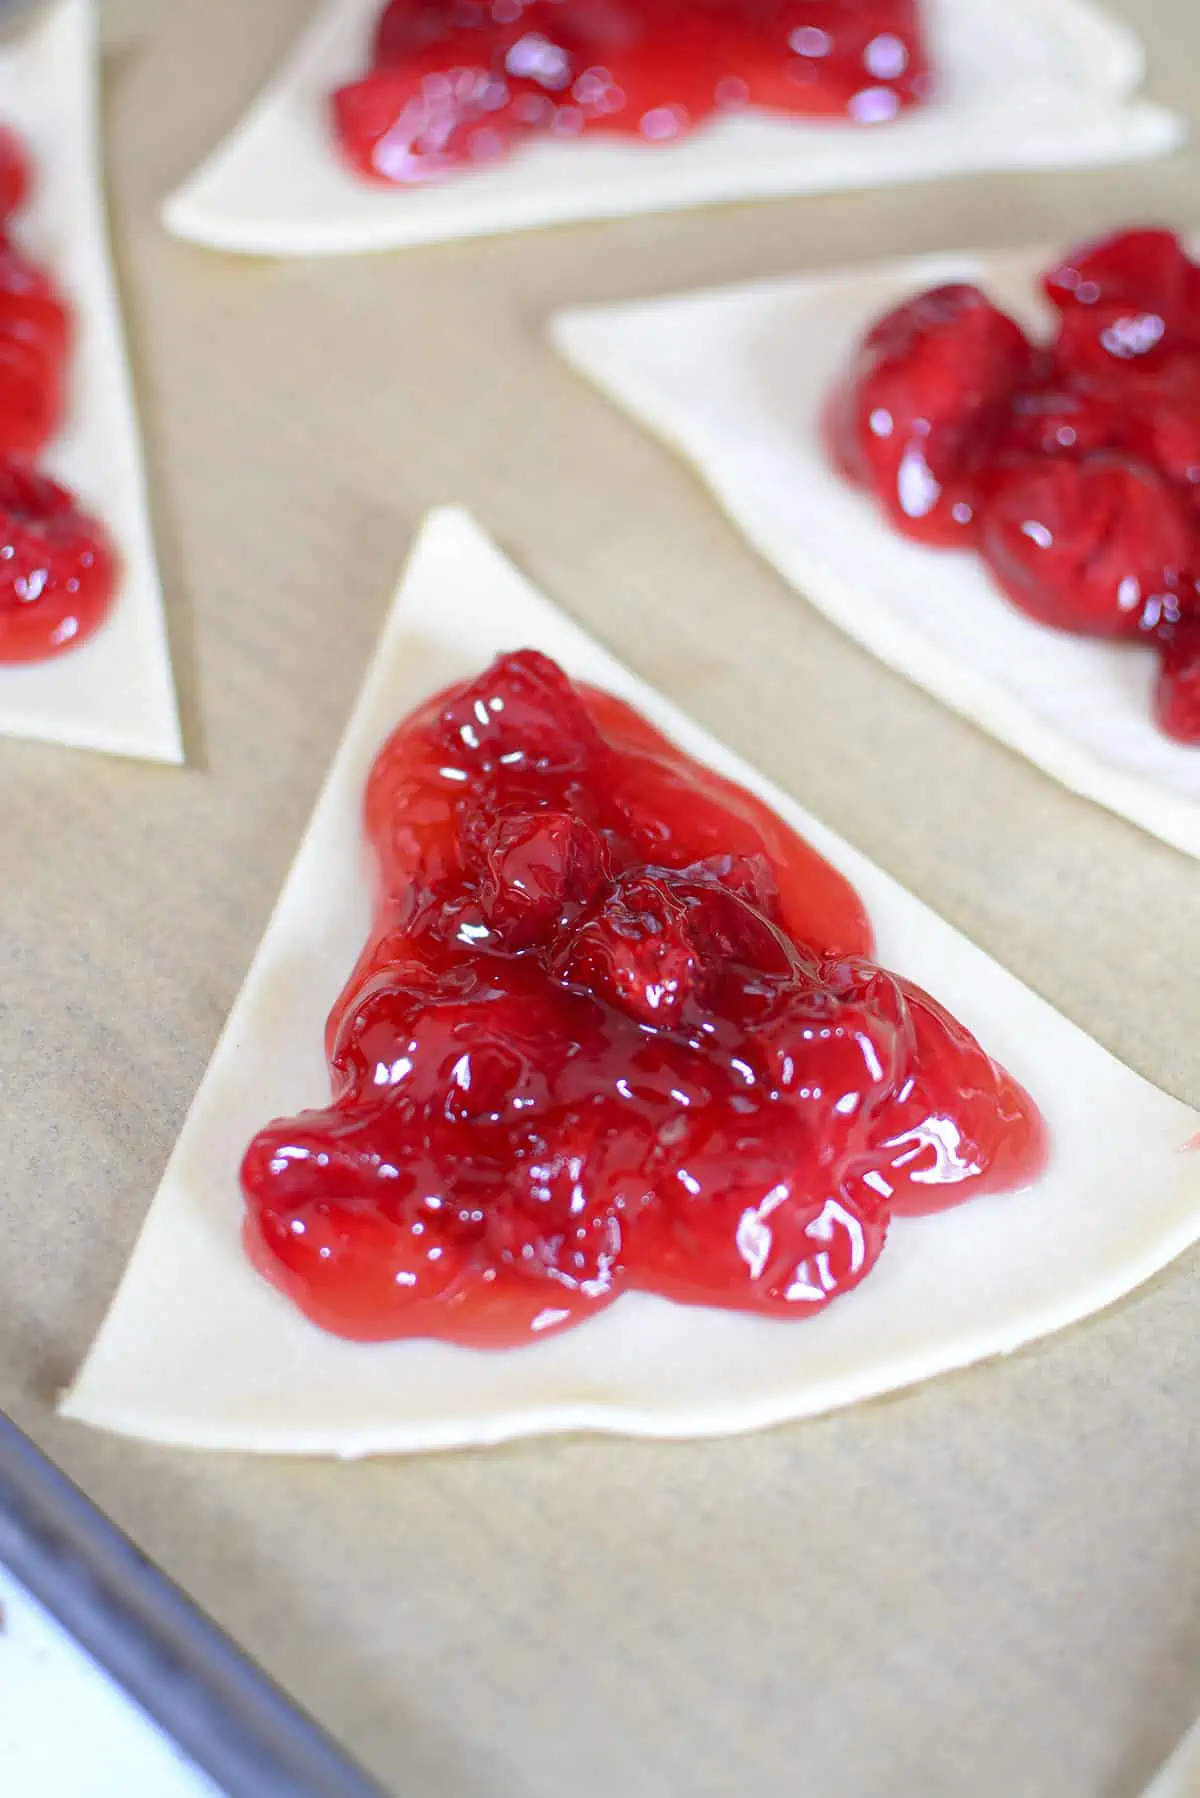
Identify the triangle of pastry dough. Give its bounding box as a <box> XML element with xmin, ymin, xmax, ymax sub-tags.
<box><xmin>62</xmin><ymin>510</ymin><xmax>1200</xmax><ymax>1457</ymax></box>
<box><xmin>553</xmin><ymin>249</ymin><xmax>1200</xmax><ymax>859</ymax></box>
<box><xmin>161</xmin><ymin>0</ymin><xmax>1179</xmax><ymax>258</ymax></box>
<box><xmin>0</xmin><ymin>0</ymin><xmax>180</xmax><ymax>764</ymax></box>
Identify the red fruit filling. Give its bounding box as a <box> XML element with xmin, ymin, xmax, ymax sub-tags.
<box><xmin>1156</xmin><ymin>616</ymin><xmax>1200</xmax><ymax>744</ymax></box>
<box><xmin>1044</xmin><ymin>228</ymin><xmax>1200</xmax><ymax>380</ymax></box>
<box><xmin>979</xmin><ymin>454</ymin><xmax>1193</xmax><ymax>639</ymax></box>
<box><xmin>0</xmin><ymin>236</ymin><xmax>70</xmax><ymax>462</ymax></box>
<box><xmin>334</xmin><ymin>0</ymin><xmax>933</xmax><ymax>185</ymax></box>
<box><xmin>827</xmin><ymin>226</ymin><xmax>1200</xmax><ymax>742</ymax></box>
<box><xmin>0</xmin><ymin>462</ymin><xmax>118</xmax><ymax>663</ymax></box>
<box><xmin>240</xmin><ymin>649</ymin><xmax>1046</xmax><ymax>1349</ymax></box>
<box><xmin>0</xmin><ymin>122</ymin><xmax>118</xmax><ymax>664</ymax></box>
<box><xmin>0</xmin><ymin>124</ymin><xmax>31</xmax><ymax>223</ymax></box>
<box><xmin>824</xmin><ymin>283</ymin><xmax>1037</xmax><ymax>547</ymax></box>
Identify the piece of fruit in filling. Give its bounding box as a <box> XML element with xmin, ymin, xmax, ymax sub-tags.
<box><xmin>977</xmin><ymin>451</ymin><xmax>1194</xmax><ymax>638</ymax></box>
<box><xmin>555</xmin><ymin>5</ymin><xmax>761</xmax><ymax>144</ymax></box>
<box><xmin>1044</xmin><ymin>227</ymin><xmax>1200</xmax><ymax>381</ymax></box>
<box><xmin>372</xmin><ymin>1</ymin><xmax>490</xmax><ymax>65</ymax></box>
<box><xmin>0</xmin><ymin>123</ymin><xmax>31</xmax><ymax>222</ymax></box>
<box><xmin>1094</xmin><ymin>354</ymin><xmax>1200</xmax><ymax>512</ymax></box>
<box><xmin>240</xmin><ymin>649</ymin><xmax>1046</xmax><ymax>1347</ymax></box>
<box><xmin>0</xmin><ymin>123</ymin><xmax>72</xmax><ymax>458</ymax></box>
<box><xmin>1155</xmin><ymin>614</ymin><xmax>1200</xmax><ymax>743</ymax></box>
<box><xmin>744</xmin><ymin>0</ymin><xmax>931</xmax><ymax>123</ymax></box>
<box><xmin>0</xmin><ymin>460</ymin><xmax>118</xmax><ymax>663</ymax></box>
<box><xmin>0</xmin><ymin>237</ymin><xmax>71</xmax><ymax>461</ymax></box>
<box><xmin>824</xmin><ymin>283</ymin><xmax>1036</xmax><ymax>547</ymax></box>
<box><xmin>991</xmin><ymin>377</ymin><xmax>1126</xmax><ymax>464</ymax></box>
<box><xmin>333</xmin><ymin>31</ymin><xmax>528</xmax><ymax>183</ymax></box>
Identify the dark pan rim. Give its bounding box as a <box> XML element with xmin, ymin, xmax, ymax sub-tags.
<box><xmin>0</xmin><ymin>1411</ymin><xmax>389</xmax><ymax>1798</ymax></box>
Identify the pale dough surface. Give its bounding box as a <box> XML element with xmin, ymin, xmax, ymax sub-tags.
<box><xmin>62</xmin><ymin>510</ymin><xmax>1200</xmax><ymax>1456</ymax></box>
<box><xmin>162</xmin><ymin>0</ymin><xmax>1181</xmax><ymax>256</ymax></box>
<box><xmin>554</xmin><ymin>248</ymin><xmax>1200</xmax><ymax>858</ymax></box>
<box><xmin>0</xmin><ymin>0</ymin><xmax>179</xmax><ymax>762</ymax></box>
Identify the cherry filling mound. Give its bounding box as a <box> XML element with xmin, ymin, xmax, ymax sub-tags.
<box><xmin>240</xmin><ymin>650</ymin><xmax>1045</xmax><ymax>1349</ymax></box>
<box><xmin>0</xmin><ymin>124</ymin><xmax>117</xmax><ymax>664</ymax></box>
<box><xmin>334</xmin><ymin>0</ymin><xmax>932</xmax><ymax>187</ymax></box>
<box><xmin>825</xmin><ymin>226</ymin><xmax>1200</xmax><ymax>744</ymax></box>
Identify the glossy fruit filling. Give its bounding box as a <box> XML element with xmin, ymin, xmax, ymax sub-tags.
<box><xmin>333</xmin><ymin>0</ymin><xmax>932</xmax><ymax>186</ymax></box>
<box><xmin>241</xmin><ymin>650</ymin><xmax>1046</xmax><ymax>1348</ymax></box>
<box><xmin>825</xmin><ymin>226</ymin><xmax>1200</xmax><ymax>742</ymax></box>
<box><xmin>0</xmin><ymin>122</ymin><xmax>118</xmax><ymax>664</ymax></box>
<box><xmin>0</xmin><ymin>464</ymin><xmax>117</xmax><ymax>662</ymax></box>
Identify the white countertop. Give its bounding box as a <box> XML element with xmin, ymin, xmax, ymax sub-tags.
<box><xmin>1146</xmin><ymin>1721</ymin><xmax>1200</xmax><ymax>1798</ymax></box>
<box><xmin>0</xmin><ymin>1564</ymin><xmax>222</xmax><ymax>1798</ymax></box>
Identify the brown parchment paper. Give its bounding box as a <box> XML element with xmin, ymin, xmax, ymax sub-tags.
<box><xmin>4</xmin><ymin>2</ymin><xmax>1200</xmax><ymax>1793</ymax></box>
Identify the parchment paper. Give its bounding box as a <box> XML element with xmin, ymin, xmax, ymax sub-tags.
<box><xmin>3</xmin><ymin>3</ymin><xmax>1199</xmax><ymax>1794</ymax></box>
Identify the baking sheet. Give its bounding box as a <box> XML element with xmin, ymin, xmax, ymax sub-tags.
<box><xmin>4</xmin><ymin>1</ymin><xmax>1199</xmax><ymax>1794</ymax></box>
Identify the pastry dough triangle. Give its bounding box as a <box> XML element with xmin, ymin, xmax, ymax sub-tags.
<box><xmin>0</xmin><ymin>0</ymin><xmax>180</xmax><ymax>764</ymax></box>
<box><xmin>554</xmin><ymin>249</ymin><xmax>1200</xmax><ymax>858</ymax></box>
<box><xmin>163</xmin><ymin>0</ymin><xmax>1179</xmax><ymax>257</ymax></box>
<box><xmin>62</xmin><ymin>510</ymin><xmax>1200</xmax><ymax>1457</ymax></box>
